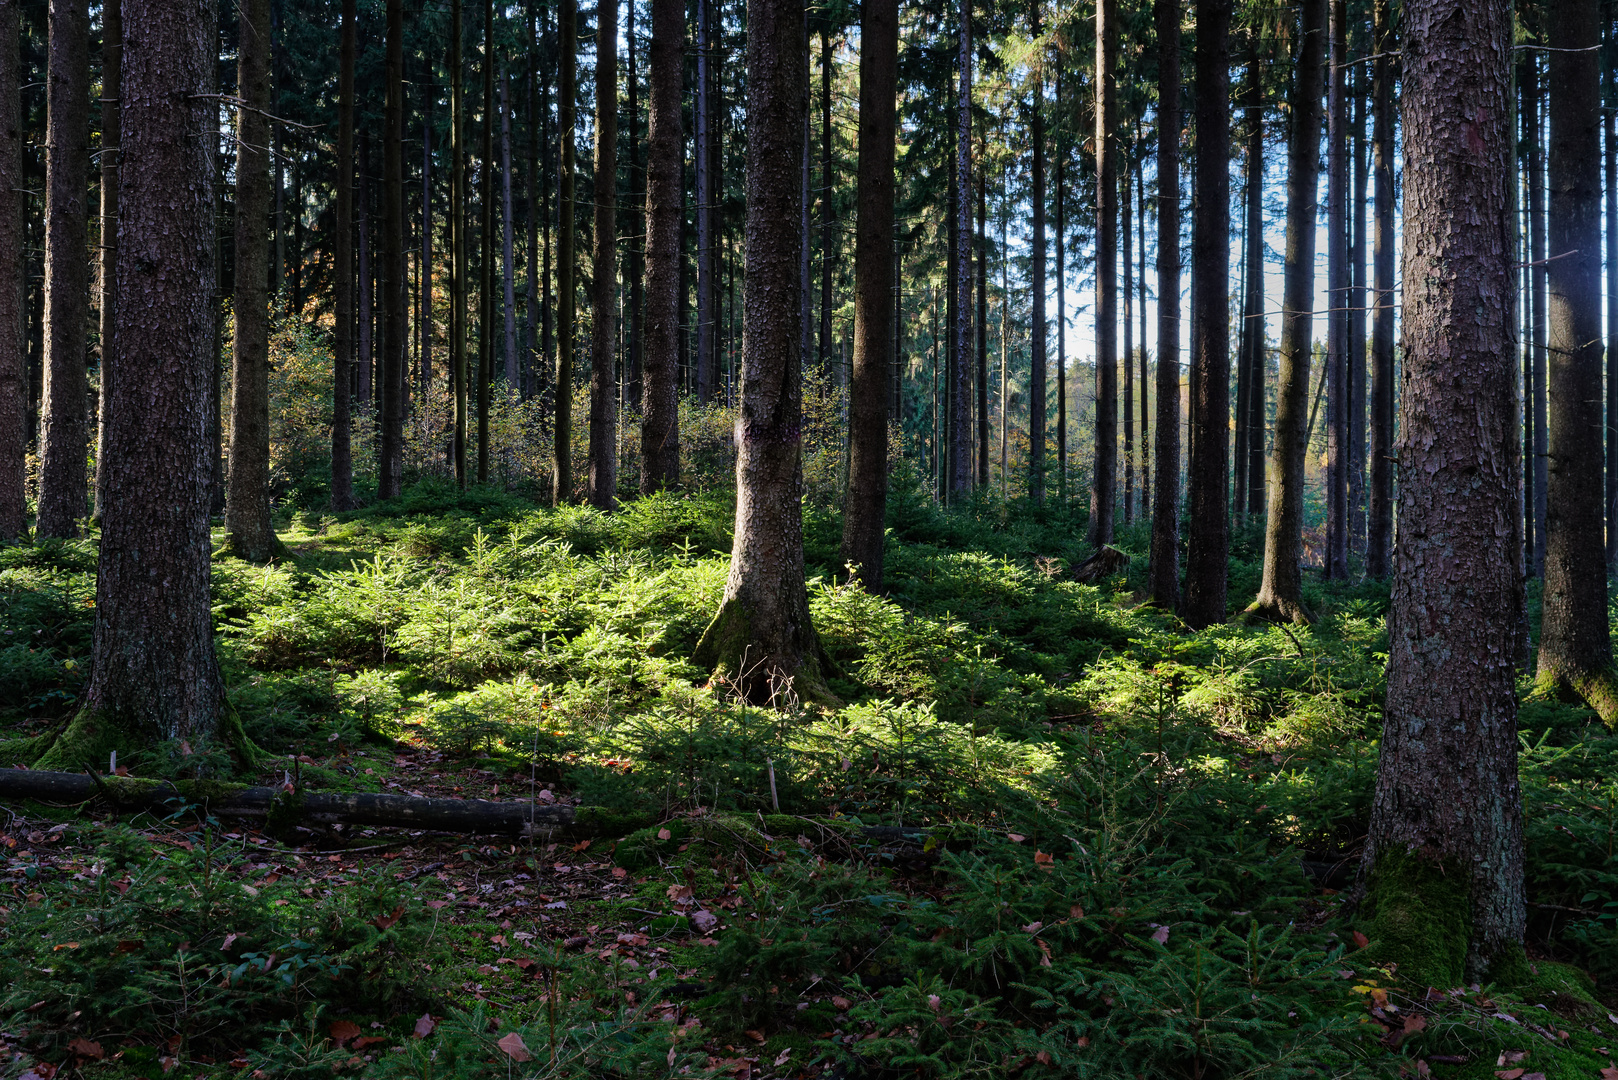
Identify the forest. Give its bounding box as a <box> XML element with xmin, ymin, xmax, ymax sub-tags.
<box><xmin>0</xmin><ymin>0</ymin><xmax>1615</xmax><ymax>1076</ymax></box>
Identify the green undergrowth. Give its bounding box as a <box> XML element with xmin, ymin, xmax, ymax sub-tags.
<box><xmin>1</xmin><ymin>482</ymin><xmax>1616</xmax><ymax>1078</ymax></box>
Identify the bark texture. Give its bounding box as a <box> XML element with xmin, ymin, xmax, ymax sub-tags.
<box><xmin>587</xmin><ymin>0</ymin><xmax>618</xmax><ymax>510</ymax></box>
<box><xmin>1086</xmin><ymin>0</ymin><xmax>1116</xmax><ymax>538</ymax></box>
<box><xmin>42</xmin><ymin>0</ymin><xmax>224</xmax><ymax>763</ymax></box>
<box><xmin>640</xmin><ymin>0</ymin><xmax>681</xmax><ymax>492</ymax></box>
<box><xmin>1182</xmin><ymin>0</ymin><xmax>1231</xmax><ymax>628</ymax></box>
<box><xmin>1251</xmin><ymin>0</ymin><xmax>1326</xmax><ymax>624</ymax></box>
<box><xmin>1537</xmin><ymin>0</ymin><xmax>1618</xmax><ymax>724</ymax></box>
<box><xmin>330</xmin><ymin>0</ymin><xmax>355</xmax><ymax>510</ymax></box>
<box><xmin>692</xmin><ymin>0</ymin><xmax>831</xmax><ymax>706</ymax></box>
<box><xmin>1324</xmin><ymin>0</ymin><xmax>1349</xmax><ymax>580</ymax></box>
<box><xmin>377</xmin><ymin>0</ymin><xmax>404</xmax><ymax>499</ymax></box>
<box><xmin>950</xmin><ymin>0</ymin><xmax>973</xmax><ymax>501</ymax></box>
<box><xmin>1361</xmin><ymin>0</ymin><xmax>1526</xmax><ymax>987</ymax></box>
<box><xmin>0</xmin><ymin>0</ymin><xmax>23</xmax><ymax>540</ymax></box>
<box><xmin>553</xmin><ymin>0</ymin><xmax>576</xmax><ymax>503</ymax></box>
<box><xmin>36</xmin><ymin>0</ymin><xmax>91</xmax><ymax>538</ymax></box>
<box><xmin>93</xmin><ymin>0</ymin><xmax>119</xmax><ymax>524</ymax></box>
<box><xmin>838</xmin><ymin>0</ymin><xmax>896</xmax><ymax>592</ymax></box>
<box><xmin>1147</xmin><ymin>0</ymin><xmax>1180</xmax><ymax>611</ymax></box>
<box><xmin>225</xmin><ymin>0</ymin><xmax>280</xmax><ymax>560</ymax></box>
<box><xmin>1239</xmin><ymin>45</ymin><xmax>1265</xmax><ymax>519</ymax></box>
<box><xmin>1367</xmin><ymin>0</ymin><xmax>1395</xmax><ymax>577</ymax></box>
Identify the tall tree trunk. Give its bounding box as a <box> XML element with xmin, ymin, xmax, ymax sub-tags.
<box><xmin>1138</xmin><ymin>157</ymin><xmax>1149</xmax><ymax>521</ymax></box>
<box><xmin>502</xmin><ymin>70</ymin><xmax>517</xmax><ymax>392</ymax></box>
<box><xmin>476</xmin><ymin>0</ymin><xmax>492</xmax><ymax>485</ymax></box>
<box><xmin>0</xmin><ymin>0</ymin><xmax>22</xmax><ymax>540</ymax></box>
<box><xmin>1241</xmin><ymin>44</ymin><xmax>1265</xmax><ymax>519</ymax></box>
<box><xmin>1250</xmin><ymin>0</ymin><xmax>1325</xmax><ymax>624</ymax></box>
<box><xmin>1055</xmin><ymin>76</ymin><xmax>1066</xmax><ymax>503</ymax></box>
<box><xmin>330</xmin><ymin>0</ymin><xmax>354</xmax><ymax>510</ymax></box>
<box><xmin>1526</xmin><ymin>47</ymin><xmax>1549</xmax><ymax>576</ymax></box>
<box><xmin>450</xmin><ymin>0</ymin><xmax>467</xmax><ymax>484</ymax></box>
<box><xmin>1361</xmin><ymin>0</ymin><xmax>1526</xmax><ymax>986</ymax></box>
<box><xmin>1182</xmin><ymin>0</ymin><xmax>1232</xmax><ymax>627</ymax></box>
<box><xmin>623</xmin><ymin>0</ymin><xmax>642</xmax><ymax>411</ymax></box>
<box><xmin>1349</xmin><ymin>73</ymin><xmax>1368</xmax><ymax>561</ymax></box>
<box><xmin>553</xmin><ymin>0</ymin><xmax>576</xmax><ymax>502</ymax></box>
<box><xmin>818</xmin><ymin>25</ymin><xmax>833</xmax><ymax>375</ymax></box>
<box><xmin>93</xmin><ymin>0</ymin><xmax>119</xmax><ymax>524</ymax></box>
<box><xmin>1085</xmin><ymin>0</ymin><xmax>1113</xmax><ymax>534</ymax></box>
<box><xmin>225</xmin><ymin>0</ymin><xmax>280</xmax><ymax>559</ymax></box>
<box><xmin>1537</xmin><ymin>0</ymin><xmax>1618</xmax><ymax>722</ymax></box>
<box><xmin>693</xmin><ymin>0</ymin><xmax>714</xmax><ymax>403</ymax></box>
<box><xmin>378</xmin><ymin>0</ymin><xmax>405</xmax><ymax>498</ymax></box>
<box><xmin>1323</xmin><ymin>0</ymin><xmax>1349</xmax><ymax>578</ymax></box>
<box><xmin>641</xmin><ymin>0</ymin><xmax>681</xmax><ymax>491</ymax></box>
<box><xmin>1148</xmin><ymin>0</ymin><xmax>1180</xmax><ymax>609</ymax></box>
<box><xmin>1607</xmin><ymin>4</ymin><xmax>1618</xmax><ymax>570</ymax></box>
<box><xmin>587</xmin><ymin>0</ymin><xmax>618</xmax><ymax>509</ymax></box>
<box><xmin>693</xmin><ymin>0</ymin><xmax>832</xmax><ymax>705</ymax></box>
<box><xmin>40</xmin><ymin>0</ymin><xmax>224</xmax><ymax>764</ymax></box>
<box><xmin>950</xmin><ymin>0</ymin><xmax>972</xmax><ymax>500</ymax></box>
<box><xmin>358</xmin><ymin>139</ymin><xmax>373</xmax><ymax>410</ymax></box>
<box><xmin>1367</xmin><ymin>0</ymin><xmax>1395</xmax><ymax>576</ymax></box>
<box><xmin>839</xmin><ymin>0</ymin><xmax>896</xmax><ymax>591</ymax></box>
<box><xmin>977</xmin><ymin>176</ymin><xmax>989</xmax><ymax>487</ymax></box>
<box><xmin>1122</xmin><ymin>159</ymin><xmax>1134</xmax><ymax>524</ymax></box>
<box><xmin>36</xmin><ymin>0</ymin><xmax>90</xmax><ymax>538</ymax></box>
<box><xmin>421</xmin><ymin>89</ymin><xmax>432</xmax><ymax>397</ymax></box>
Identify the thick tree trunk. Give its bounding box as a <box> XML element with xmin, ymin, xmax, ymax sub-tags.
<box><xmin>0</xmin><ymin>0</ymin><xmax>21</xmax><ymax>540</ymax></box>
<box><xmin>553</xmin><ymin>0</ymin><xmax>576</xmax><ymax>503</ymax></box>
<box><xmin>1324</xmin><ymin>0</ymin><xmax>1348</xmax><ymax>579</ymax></box>
<box><xmin>1537</xmin><ymin>0</ymin><xmax>1618</xmax><ymax>724</ymax></box>
<box><xmin>226</xmin><ymin>0</ymin><xmax>280</xmax><ymax>560</ymax></box>
<box><xmin>693</xmin><ymin>0</ymin><xmax>831</xmax><ymax>706</ymax></box>
<box><xmin>36</xmin><ymin>0</ymin><xmax>90</xmax><ymax>538</ymax></box>
<box><xmin>839</xmin><ymin>0</ymin><xmax>896</xmax><ymax>592</ymax></box>
<box><xmin>1147</xmin><ymin>0</ymin><xmax>1180</xmax><ymax>610</ymax></box>
<box><xmin>1361</xmin><ymin>0</ymin><xmax>1526</xmax><ymax>986</ymax></box>
<box><xmin>587</xmin><ymin>0</ymin><xmax>618</xmax><ymax>510</ymax></box>
<box><xmin>1367</xmin><ymin>0</ymin><xmax>1395</xmax><ymax>577</ymax></box>
<box><xmin>1086</xmin><ymin>0</ymin><xmax>1115</xmax><ymax>537</ymax></box>
<box><xmin>1250</xmin><ymin>0</ymin><xmax>1326</xmax><ymax>624</ymax></box>
<box><xmin>1608</xmin><ymin>9</ymin><xmax>1618</xmax><ymax>570</ymax></box>
<box><xmin>93</xmin><ymin>0</ymin><xmax>119</xmax><ymax>525</ymax></box>
<box><xmin>949</xmin><ymin>0</ymin><xmax>972</xmax><ymax>501</ymax></box>
<box><xmin>40</xmin><ymin>0</ymin><xmax>225</xmax><ymax>766</ymax></box>
<box><xmin>1182</xmin><ymin>0</ymin><xmax>1232</xmax><ymax>628</ymax></box>
<box><xmin>378</xmin><ymin>0</ymin><xmax>405</xmax><ymax>500</ymax></box>
<box><xmin>1239</xmin><ymin>45</ymin><xmax>1265</xmax><ymax>520</ymax></box>
<box><xmin>640</xmin><ymin>0</ymin><xmax>681</xmax><ymax>492</ymax></box>
<box><xmin>330</xmin><ymin>0</ymin><xmax>355</xmax><ymax>511</ymax></box>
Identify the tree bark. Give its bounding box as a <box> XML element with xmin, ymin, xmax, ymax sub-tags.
<box><xmin>587</xmin><ymin>0</ymin><xmax>618</xmax><ymax>510</ymax></box>
<box><xmin>92</xmin><ymin>0</ymin><xmax>119</xmax><ymax>525</ymax></box>
<box><xmin>977</xmin><ymin>177</ymin><xmax>989</xmax><ymax>489</ymax></box>
<box><xmin>640</xmin><ymin>0</ymin><xmax>681</xmax><ymax>492</ymax></box>
<box><xmin>1250</xmin><ymin>0</ymin><xmax>1325</xmax><ymax>624</ymax></box>
<box><xmin>1122</xmin><ymin>160</ymin><xmax>1134</xmax><ymax>524</ymax></box>
<box><xmin>1526</xmin><ymin>48</ymin><xmax>1548</xmax><ymax>578</ymax></box>
<box><xmin>693</xmin><ymin>0</ymin><xmax>715</xmax><ymax>404</ymax></box>
<box><xmin>1148</xmin><ymin>0</ymin><xmax>1180</xmax><ymax>611</ymax></box>
<box><xmin>0</xmin><ymin>0</ymin><xmax>22</xmax><ymax>540</ymax></box>
<box><xmin>1055</xmin><ymin>76</ymin><xmax>1066</xmax><ymax>504</ymax></box>
<box><xmin>476</xmin><ymin>0</ymin><xmax>492</xmax><ymax>486</ymax></box>
<box><xmin>450</xmin><ymin>0</ymin><xmax>466</xmax><ymax>484</ymax></box>
<box><xmin>225</xmin><ymin>0</ymin><xmax>280</xmax><ymax>560</ymax></box>
<box><xmin>1361</xmin><ymin>0</ymin><xmax>1526</xmax><ymax>986</ymax></box>
<box><xmin>378</xmin><ymin>0</ymin><xmax>405</xmax><ymax>499</ymax></box>
<box><xmin>553</xmin><ymin>0</ymin><xmax>576</xmax><ymax>503</ymax></box>
<box><xmin>330</xmin><ymin>0</ymin><xmax>355</xmax><ymax>511</ymax></box>
<box><xmin>623</xmin><ymin>0</ymin><xmax>642</xmax><ymax>411</ymax></box>
<box><xmin>1537</xmin><ymin>0</ymin><xmax>1618</xmax><ymax>724</ymax></box>
<box><xmin>502</xmin><ymin>70</ymin><xmax>517</xmax><ymax>393</ymax></box>
<box><xmin>1349</xmin><ymin>71</ymin><xmax>1368</xmax><ymax>562</ymax></box>
<box><xmin>35</xmin><ymin>0</ymin><xmax>91</xmax><ymax>538</ymax></box>
<box><xmin>692</xmin><ymin>0</ymin><xmax>832</xmax><ymax>706</ymax></box>
<box><xmin>1182</xmin><ymin>0</ymin><xmax>1231</xmax><ymax>628</ymax></box>
<box><xmin>818</xmin><ymin>26</ymin><xmax>834</xmax><ymax>377</ymax></box>
<box><xmin>838</xmin><ymin>0</ymin><xmax>896</xmax><ymax>592</ymax></box>
<box><xmin>1086</xmin><ymin>0</ymin><xmax>1115</xmax><ymax>536</ymax></box>
<box><xmin>358</xmin><ymin>140</ymin><xmax>374</xmax><ymax>413</ymax></box>
<box><xmin>949</xmin><ymin>0</ymin><xmax>973</xmax><ymax>502</ymax></box>
<box><xmin>1138</xmin><ymin>159</ymin><xmax>1149</xmax><ymax>521</ymax></box>
<box><xmin>40</xmin><ymin>0</ymin><xmax>225</xmax><ymax>765</ymax></box>
<box><xmin>1324</xmin><ymin>0</ymin><xmax>1348</xmax><ymax>579</ymax></box>
<box><xmin>1607</xmin><ymin>6</ymin><xmax>1618</xmax><ymax>571</ymax></box>
<box><xmin>1367</xmin><ymin>0</ymin><xmax>1394</xmax><ymax>577</ymax></box>
<box><xmin>1239</xmin><ymin>43</ymin><xmax>1265</xmax><ymax>520</ymax></box>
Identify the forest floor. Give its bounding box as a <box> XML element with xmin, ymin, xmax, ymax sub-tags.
<box><xmin>0</xmin><ymin>475</ymin><xmax>1615</xmax><ymax>1080</ymax></box>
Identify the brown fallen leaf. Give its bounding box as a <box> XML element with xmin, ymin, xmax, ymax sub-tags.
<box><xmin>329</xmin><ymin>1020</ymin><xmax>362</xmax><ymax>1045</ymax></box>
<box><xmin>1599</xmin><ymin>1068</ymin><xmax>1618</xmax><ymax>1080</ymax></box>
<box><xmin>743</xmin><ymin>1029</ymin><xmax>765</xmax><ymax>1044</ymax></box>
<box><xmin>413</xmin><ymin>1013</ymin><xmax>436</xmax><ymax>1038</ymax></box>
<box><xmin>1497</xmin><ymin>1051</ymin><xmax>1527</xmax><ymax>1067</ymax></box>
<box><xmin>372</xmin><ymin>904</ymin><xmax>406</xmax><ymax>931</ymax></box>
<box><xmin>1494</xmin><ymin>1070</ymin><xmax>1524</xmax><ymax>1080</ymax></box>
<box><xmin>657</xmin><ymin>828</ymin><xmax>673</xmax><ymax>841</ymax></box>
<box><xmin>497</xmin><ymin>1033</ymin><xmax>532</xmax><ymax>1062</ymax></box>
<box><xmin>353</xmin><ymin>1036</ymin><xmax>388</xmax><ymax>1050</ymax></box>
<box><xmin>66</xmin><ymin>1038</ymin><xmax>103</xmax><ymax>1060</ymax></box>
<box><xmin>1352</xmin><ymin>930</ymin><xmax>1369</xmax><ymax>949</ymax></box>
<box><xmin>831</xmin><ymin>997</ymin><xmax>851</xmax><ymax>1011</ymax></box>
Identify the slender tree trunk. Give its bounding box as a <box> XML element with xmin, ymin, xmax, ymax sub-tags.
<box><xmin>476</xmin><ymin>0</ymin><xmax>492</xmax><ymax>485</ymax></box>
<box><xmin>421</xmin><ymin>91</ymin><xmax>432</xmax><ymax>398</ymax></box>
<box><xmin>693</xmin><ymin>0</ymin><xmax>714</xmax><ymax>403</ymax></box>
<box><xmin>999</xmin><ymin>203</ymin><xmax>1008</xmax><ymax>499</ymax></box>
<box><xmin>450</xmin><ymin>0</ymin><xmax>467</xmax><ymax>484</ymax></box>
<box><xmin>1149</xmin><ymin>0</ymin><xmax>1180</xmax><ymax>609</ymax></box>
<box><xmin>502</xmin><ymin>70</ymin><xmax>517</xmax><ymax>392</ymax></box>
<box><xmin>693</xmin><ymin>0</ymin><xmax>832</xmax><ymax>706</ymax></box>
<box><xmin>1349</xmin><ymin>73</ymin><xmax>1368</xmax><ymax>561</ymax></box>
<box><xmin>378</xmin><ymin>0</ymin><xmax>405</xmax><ymax>498</ymax></box>
<box><xmin>330</xmin><ymin>0</ymin><xmax>354</xmax><ymax>510</ymax></box>
<box><xmin>977</xmin><ymin>176</ymin><xmax>989</xmax><ymax>488</ymax></box>
<box><xmin>1361</xmin><ymin>0</ymin><xmax>1526</xmax><ymax>986</ymax></box>
<box><xmin>1607</xmin><ymin>5</ymin><xmax>1618</xmax><ymax>570</ymax></box>
<box><xmin>225</xmin><ymin>0</ymin><xmax>280</xmax><ymax>558</ymax></box>
<box><xmin>1527</xmin><ymin>48</ymin><xmax>1549</xmax><ymax>576</ymax></box>
<box><xmin>1251</xmin><ymin>0</ymin><xmax>1326</xmax><ymax>623</ymax></box>
<box><xmin>1241</xmin><ymin>46</ymin><xmax>1265</xmax><ymax>519</ymax></box>
<box><xmin>1183</xmin><ymin>0</ymin><xmax>1232</xmax><ymax>627</ymax></box>
<box><xmin>624</xmin><ymin>0</ymin><xmax>642</xmax><ymax>411</ymax></box>
<box><xmin>1138</xmin><ymin>157</ymin><xmax>1149</xmax><ymax>521</ymax></box>
<box><xmin>1323</xmin><ymin>0</ymin><xmax>1349</xmax><ymax>578</ymax></box>
<box><xmin>553</xmin><ymin>0</ymin><xmax>576</xmax><ymax>502</ymax></box>
<box><xmin>819</xmin><ymin>26</ymin><xmax>834</xmax><ymax>375</ymax></box>
<box><xmin>1537</xmin><ymin>0</ymin><xmax>1618</xmax><ymax>722</ymax></box>
<box><xmin>0</xmin><ymin>0</ymin><xmax>22</xmax><ymax>540</ymax></box>
<box><xmin>587</xmin><ymin>0</ymin><xmax>618</xmax><ymax>509</ymax></box>
<box><xmin>641</xmin><ymin>0</ymin><xmax>681</xmax><ymax>491</ymax></box>
<box><xmin>36</xmin><ymin>0</ymin><xmax>90</xmax><ymax>538</ymax></box>
<box><xmin>1367</xmin><ymin>0</ymin><xmax>1395</xmax><ymax>576</ymax></box>
<box><xmin>949</xmin><ymin>0</ymin><xmax>972</xmax><ymax>501</ymax></box>
<box><xmin>839</xmin><ymin>0</ymin><xmax>896</xmax><ymax>591</ymax></box>
<box><xmin>41</xmin><ymin>0</ymin><xmax>224</xmax><ymax>763</ymax></box>
<box><xmin>93</xmin><ymin>0</ymin><xmax>119</xmax><ymax>524</ymax></box>
<box><xmin>1122</xmin><ymin>159</ymin><xmax>1134</xmax><ymax>525</ymax></box>
<box><xmin>1055</xmin><ymin>79</ymin><xmax>1066</xmax><ymax>504</ymax></box>
<box><xmin>358</xmin><ymin>140</ymin><xmax>373</xmax><ymax>410</ymax></box>
<box><xmin>1086</xmin><ymin>0</ymin><xmax>1114</xmax><ymax>535</ymax></box>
